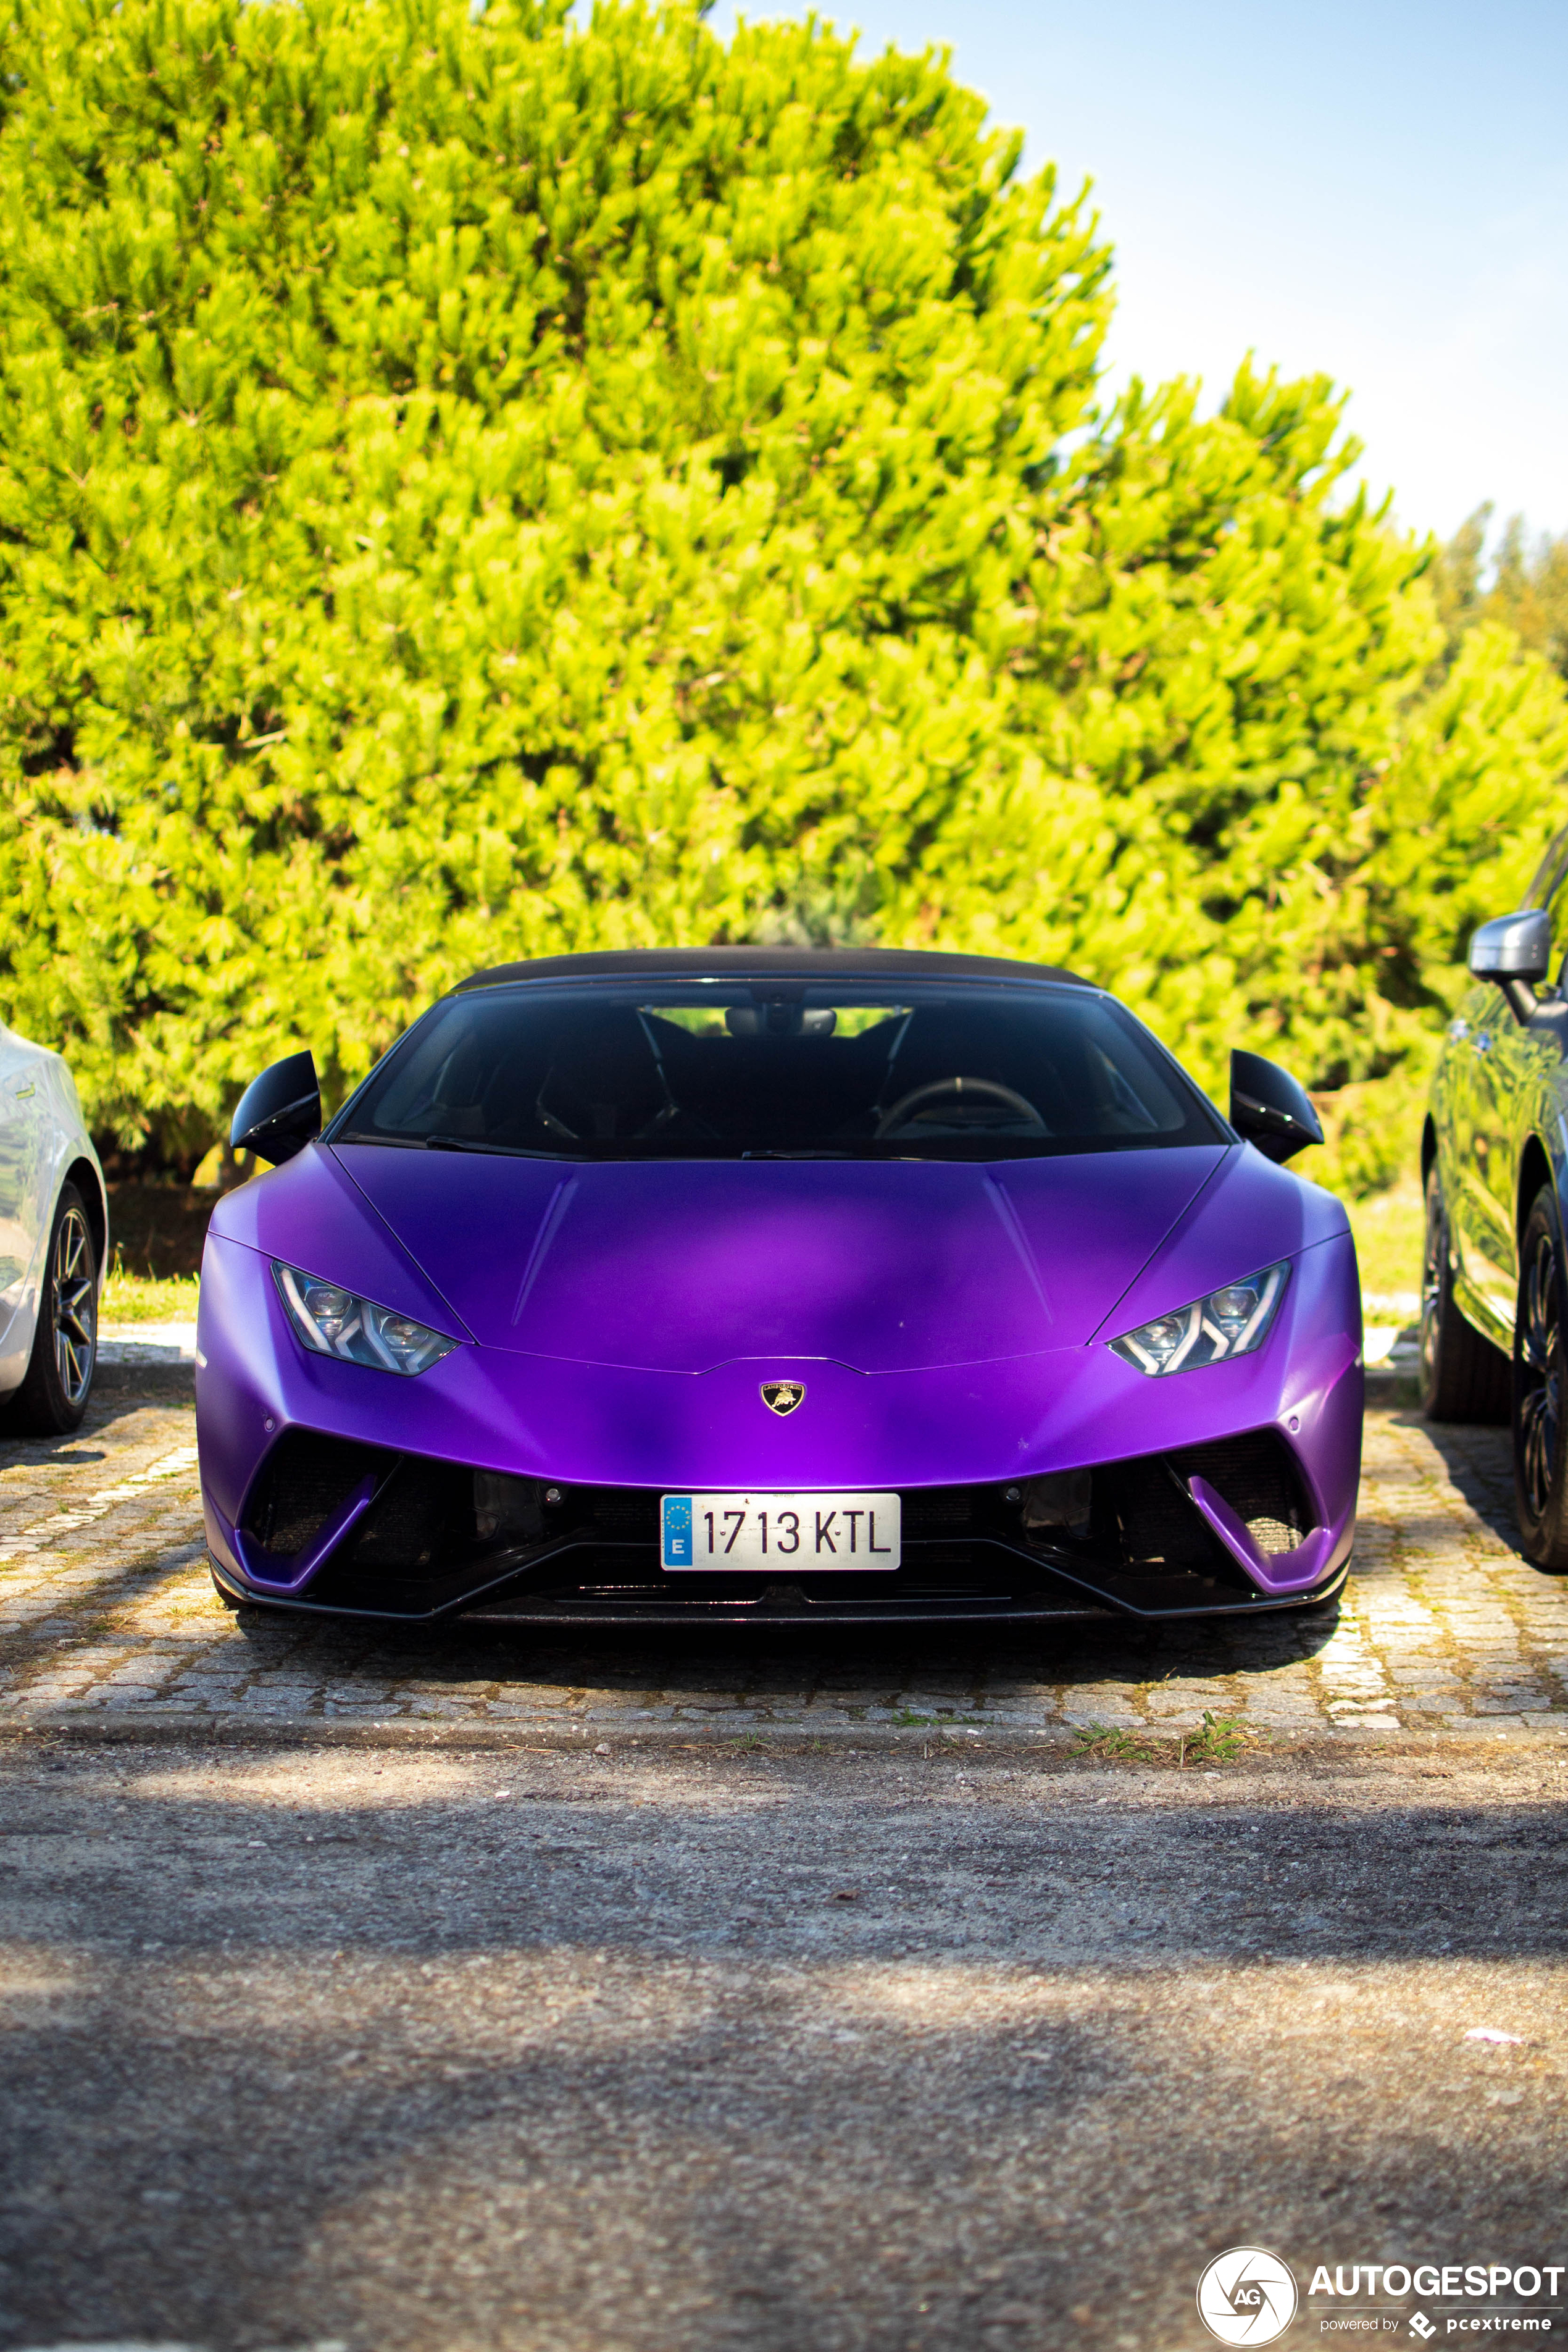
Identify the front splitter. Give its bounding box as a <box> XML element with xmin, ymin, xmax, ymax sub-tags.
<box><xmin>209</xmin><ymin>1553</ymin><xmax>1349</xmax><ymax>1627</ymax></box>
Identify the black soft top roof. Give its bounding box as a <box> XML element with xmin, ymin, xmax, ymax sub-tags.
<box><xmin>456</xmin><ymin>946</ymin><xmax>1094</xmax><ymax>994</ymax></box>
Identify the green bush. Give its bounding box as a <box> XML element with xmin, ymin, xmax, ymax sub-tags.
<box><xmin>0</xmin><ymin>0</ymin><xmax>1562</xmax><ymax>1161</ymax></box>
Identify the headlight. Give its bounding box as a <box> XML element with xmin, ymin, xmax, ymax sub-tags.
<box><xmin>272</xmin><ymin>1262</ymin><xmax>457</xmax><ymax>1376</ymax></box>
<box><xmin>1110</xmin><ymin>1261</ymin><xmax>1290</xmax><ymax>1376</ymax></box>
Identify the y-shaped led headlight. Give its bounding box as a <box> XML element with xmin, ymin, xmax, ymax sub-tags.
<box><xmin>1111</xmin><ymin>1261</ymin><xmax>1290</xmax><ymax>1376</ymax></box>
<box><xmin>273</xmin><ymin>1262</ymin><xmax>457</xmax><ymax>1375</ymax></box>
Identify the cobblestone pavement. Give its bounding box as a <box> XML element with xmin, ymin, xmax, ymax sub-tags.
<box><xmin>3</xmin><ymin>1376</ymin><xmax>1566</xmax><ymax>1748</ymax></box>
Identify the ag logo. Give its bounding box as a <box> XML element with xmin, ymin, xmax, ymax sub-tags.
<box><xmin>1196</xmin><ymin>2247</ymin><xmax>1298</xmax><ymax>2345</ymax></box>
<box><xmin>760</xmin><ymin>1380</ymin><xmax>806</xmax><ymax>1418</ymax></box>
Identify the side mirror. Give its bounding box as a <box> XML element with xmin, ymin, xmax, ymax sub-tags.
<box><xmin>1229</xmin><ymin>1050</ymin><xmax>1325</xmax><ymax>1166</ymax></box>
<box><xmin>230</xmin><ymin>1050</ymin><xmax>321</xmax><ymax>1166</ymax></box>
<box><xmin>1468</xmin><ymin>909</ymin><xmax>1553</xmax><ymax>1022</ymax></box>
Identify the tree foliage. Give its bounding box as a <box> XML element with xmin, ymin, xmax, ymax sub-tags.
<box><xmin>1432</xmin><ymin>504</ymin><xmax>1568</xmax><ymax>682</ymax></box>
<box><xmin>0</xmin><ymin>0</ymin><xmax>1562</xmax><ymax>1165</ymax></box>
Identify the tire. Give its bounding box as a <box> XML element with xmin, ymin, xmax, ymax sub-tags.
<box><xmin>1513</xmin><ymin>1185</ymin><xmax>1568</xmax><ymax>1568</ymax></box>
<box><xmin>1420</xmin><ymin>1165</ymin><xmax>1511</xmax><ymax>1423</ymax></box>
<box><xmin>6</xmin><ymin>1182</ymin><xmax>99</xmax><ymax>1436</ymax></box>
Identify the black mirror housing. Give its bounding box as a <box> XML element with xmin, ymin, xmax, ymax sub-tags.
<box><xmin>1229</xmin><ymin>1050</ymin><xmax>1325</xmax><ymax>1166</ymax></box>
<box><xmin>1468</xmin><ymin>909</ymin><xmax>1553</xmax><ymax>1021</ymax></box>
<box><xmin>230</xmin><ymin>1050</ymin><xmax>321</xmax><ymax>1166</ymax></box>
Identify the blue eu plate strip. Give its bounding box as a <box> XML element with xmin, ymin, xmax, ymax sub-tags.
<box><xmin>661</xmin><ymin>1495</ymin><xmax>694</xmax><ymax>1568</ymax></box>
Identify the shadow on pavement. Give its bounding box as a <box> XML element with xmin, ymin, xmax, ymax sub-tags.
<box><xmin>0</xmin><ymin>1747</ymin><xmax>1564</xmax><ymax>2352</ymax></box>
<box><xmin>223</xmin><ymin>1586</ymin><xmax>1347</xmax><ymax>1702</ymax></box>
<box><xmin>1393</xmin><ymin>1406</ymin><xmax>1527</xmax><ymax>1560</ymax></box>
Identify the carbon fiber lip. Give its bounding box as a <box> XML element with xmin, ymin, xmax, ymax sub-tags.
<box><xmin>208</xmin><ymin>1549</ymin><xmax>1349</xmax><ymax>1626</ymax></box>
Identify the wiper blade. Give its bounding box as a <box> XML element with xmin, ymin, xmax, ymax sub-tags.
<box><xmin>332</xmin><ymin>1131</ymin><xmax>557</xmax><ymax>1159</ymax></box>
<box><xmin>423</xmin><ymin>1136</ymin><xmax>558</xmax><ymax>1158</ymax></box>
<box><xmin>740</xmin><ymin>1148</ymin><xmax>858</xmax><ymax>1159</ymax></box>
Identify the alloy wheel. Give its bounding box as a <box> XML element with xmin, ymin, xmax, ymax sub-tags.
<box><xmin>1519</xmin><ymin>1228</ymin><xmax>1561</xmax><ymax>1518</ymax></box>
<box><xmin>50</xmin><ymin>1203</ymin><xmax>96</xmax><ymax>1407</ymax></box>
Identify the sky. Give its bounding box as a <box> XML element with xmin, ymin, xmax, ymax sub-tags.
<box><xmin>709</xmin><ymin>0</ymin><xmax>1568</xmax><ymax>558</ymax></box>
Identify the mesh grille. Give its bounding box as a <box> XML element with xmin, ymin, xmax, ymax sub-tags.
<box><xmin>344</xmin><ymin>1458</ymin><xmax>473</xmax><ymax>1574</ymax></box>
<box><xmin>241</xmin><ymin>1431</ymin><xmax>393</xmax><ymax>1560</ymax></box>
<box><xmin>1175</xmin><ymin>1431</ymin><xmax>1311</xmax><ymax>1555</ymax></box>
<box><xmin>903</xmin><ymin>1488</ymin><xmax>980</xmax><ymax>1537</ymax></box>
<box><xmin>1090</xmin><ymin>1455</ymin><xmax>1216</xmax><ymax>1572</ymax></box>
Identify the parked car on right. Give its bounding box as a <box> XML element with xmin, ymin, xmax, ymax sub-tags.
<box><xmin>1424</xmin><ymin>826</ymin><xmax>1568</xmax><ymax>1564</ymax></box>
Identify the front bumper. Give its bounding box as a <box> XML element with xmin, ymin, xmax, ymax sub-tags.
<box><xmin>197</xmin><ymin>1230</ymin><xmax>1362</xmax><ymax>1626</ymax></box>
<box><xmin>203</xmin><ymin>1416</ymin><xmax>1356</xmax><ymax>1629</ymax></box>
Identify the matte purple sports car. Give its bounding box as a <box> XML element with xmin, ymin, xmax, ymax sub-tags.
<box><xmin>196</xmin><ymin>950</ymin><xmax>1362</xmax><ymax>1628</ymax></box>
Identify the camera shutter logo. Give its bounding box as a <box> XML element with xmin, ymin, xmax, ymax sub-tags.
<box><xmin>1196</xmin><ymin>2248</ymin><xmax>1298</xmax><ymax>2346</ymax></box>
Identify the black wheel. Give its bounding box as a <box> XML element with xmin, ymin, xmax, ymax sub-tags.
<box><xmin>1419</xmin><ymin>1166</ymin><xmax>1511</xmax><ymax>1423</ymax></box>
<box><xmin>7</xmin><ymin>1183</ymin><xmax>98</xmax><ymax>1435</ymax></box>
<box><xmin>1514</xmin><ymin>1186</ymin><xmax>1568</xmax><ymax>1568</ymax></box>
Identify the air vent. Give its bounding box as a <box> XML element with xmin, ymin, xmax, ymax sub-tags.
<box><xmin>241</xmin><ymin>1431</ymin><xmax>394</xmax><ymax>1561</ymax></box>
<box><xmin>1175</xmin><ymin>1431</ymin><xmax>1313</xmax><ymax>1555</ymax></box>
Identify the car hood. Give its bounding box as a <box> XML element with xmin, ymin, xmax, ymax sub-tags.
<box><xmin>327</xmin><ymin>1145</ymin><xmax>1230</xmax><ymax>1375</ymax></box>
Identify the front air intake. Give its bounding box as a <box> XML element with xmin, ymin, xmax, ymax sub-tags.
<box><xmin>240</xmin><ymin>1431</ymin><xmax>395</xmax><ymax>1563</ymax></box>
<box><xmin>1173</xmin><ymin>1431</ymin><xmax>1314</xmax><ymax>1556</ymax></box>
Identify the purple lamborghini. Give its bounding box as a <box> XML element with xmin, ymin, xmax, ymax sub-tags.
<box><xmin>196</xmin><ymin>950</ymin><xmax>1362</xmax><ymax>1628</ymax></box>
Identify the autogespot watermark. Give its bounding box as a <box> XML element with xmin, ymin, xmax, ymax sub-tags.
<box><xmin>1311</xmin><ymin>2266</ymin><xmax>1565</xmax><ymax>2334</ymax></box>
<box><xmin>1197</xmin><ymin>2255</ymin><xmax>1567</xmax><ymax>2343</ymax></box>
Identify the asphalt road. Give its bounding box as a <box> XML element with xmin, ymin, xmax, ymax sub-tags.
<box><xmin>2</xmin><ymin>1377</ymin><xmax>1567</xmax><ymax>2352</ymax></box>
<box><xmin>2</xmin><ymin>1741</ymin><xmax>1566</xmax><ymax>2352</ymax></box>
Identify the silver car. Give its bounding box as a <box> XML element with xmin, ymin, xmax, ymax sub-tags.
<box><xmin>0</xmin><ymin>1020</ymin><xmax>107</xmax><ymax>1433</ymax></box>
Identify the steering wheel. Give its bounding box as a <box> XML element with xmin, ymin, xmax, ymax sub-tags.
<box><xmin>875</xmin><ymin>1076</ymin><xmax>1047</xmax><ymax>1139</ymax></box>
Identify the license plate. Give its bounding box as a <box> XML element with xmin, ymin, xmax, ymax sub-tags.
<box><xmin>661</xmin><ymin>1492</ymin><xmax>901</xmax><ymax>1571</ymax></box>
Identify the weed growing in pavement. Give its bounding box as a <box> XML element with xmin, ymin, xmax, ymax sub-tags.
<box><xmin>1070</xmin><ymin>1722</ymin><xmax>1153</xmax><ymax>1762</ymax></box>
<box><xmin>1070</xmin><ymin>1710</ymin><xmax>1266</xmax><ymax>1768</ymax></box>
<box><xmin>1178</xmin><ymin>1711</ymin><xmax>1262</xmax><ymax>1767</ymax></box>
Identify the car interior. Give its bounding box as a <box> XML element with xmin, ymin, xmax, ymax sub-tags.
<box><xmin>335</xmin><ymin>983</ymin><xmax>1220</xmax><ymax>1160</ymax></box>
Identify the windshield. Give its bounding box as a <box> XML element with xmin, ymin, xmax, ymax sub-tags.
<box><xmin>329</xmin><ymin>981</ymin><xmax>1224</xmax><ymax>1161</ymax></box>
